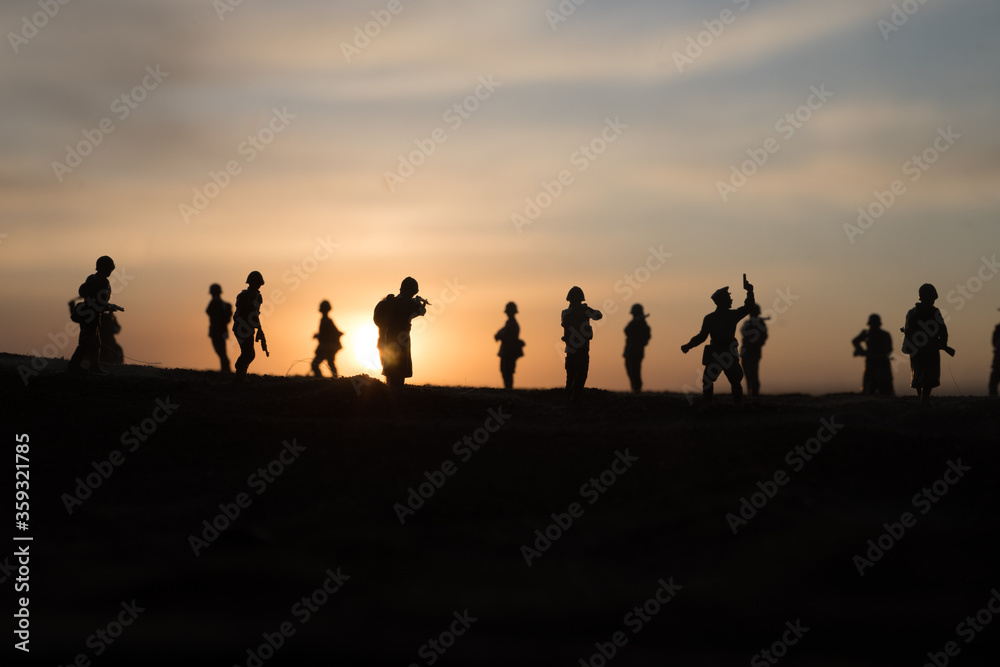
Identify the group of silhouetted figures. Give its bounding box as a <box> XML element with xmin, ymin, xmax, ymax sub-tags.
<box><xmin>204</xmin><ymin>272</ymin><xmax>344</xmax><ymax>382</ymax></box>
<box><xmin>65</xmin><ymin>257</ymin><xmax>1000</xmax><ymax>403</ymax></box>
<box><xmin>850</xmin><ymin>283</ymin><xmax>961</xmax><ymax>403</ymax></box>
<box><xmin>556</xmin><ymin>275</ymin><xmax>770</xmax><ymax>405</ymax></box>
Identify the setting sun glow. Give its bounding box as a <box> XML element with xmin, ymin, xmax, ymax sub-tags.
<box><xmin>354</xmin><ymin>323</ymin><xmax>382</xmax><ymax>374</ymax></box>
<box><xmin>1</xmin><ymin>1</ymin><xmax>998</xmax><ymax>396</ymax></box>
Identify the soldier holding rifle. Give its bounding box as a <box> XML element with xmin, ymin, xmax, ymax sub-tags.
<box><xmin>233</xmin><ymin>270</ymin><xmax>267</xmax><ymax>383</ymax></box>
<box><xmin>374</xmin><ymin>276</ymin><xmax>428</xmax><ymax>391</ymax></box>
<box><xmin>852</xmin><ymin>314</ymin><xmax>894</xmax><ymax>396</ymax></box>
<box><xmin>68</xmin><ymin>255</ymin><xmax>124</xmax><ymax>375</ymax></box>
<box><xmin>901</xmin><ymin>283</ymin><xmax>953</xmax><ymax>404</ymax></box>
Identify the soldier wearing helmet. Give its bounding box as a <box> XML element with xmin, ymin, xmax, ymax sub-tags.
<box><xmin>233</xmin><ymin>271</ymin><xmax>266</xmax><ymax>381</ymax></box>
<box><xmin>68</xmin><ymin>255</ymin><xmax>122</xmax><ymax>374</ymax></box>
<box><xmin>680</xmin><ymin>274</ymin><xmax>755</xmax><ymax>403</ymax></box>
<box><xmin>311</xmin><ymin>299</ymin><xmax>344</xmax><ymax>378</ymax></box>
<box><xmin>623</xmin><ymin>304</ymin><xmax>651</xmax><ymax>393</ymax></box>
<box><xmin>902</xmin><ymin>283</ymin><xmax>949</xmax><ymax>404</ymax></box>
<box><xmin>740</xmin><ymin>304</ymin><xmax>769</xmax><ymax>397</ymax></box>
<box><xmin>373</xmin><ymin>276</ymin><xmax>427</xmax><ymax>390</ymax></box>
<box><xmin>561</xmin><ymin>286</ymin><xmax>603</xmax><ymax>404</ymax></box>
<box><xmin>851</xmin><ymin>313</ymin><xmax>893</xmax><ymax>395</ymax></box>
<box><xmin>495</xmin><ymin>301</ymin><xmax>525</xmax><ymax>390</ymax></box>
<box><xmin>206</xmin><ymin>283</ymin><xmax>233</xmax><ymax>373</ymax></box>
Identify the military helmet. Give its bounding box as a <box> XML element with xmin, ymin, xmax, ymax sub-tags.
<box><xmin>867</xmin><ymin>313</ymin><xmax>881</xmax><ymax>326</ymax></box>
<box><xmin>566</xmin><ymin>286</ymin><xmax>585</xmax><ymax>302</ymax></box>
<box><xmin>209</xmin><ymin>283</ymin><xmax>222</xmax><ymax>295</ymax></box>
<box><xmin>400</xmin><ymin>276</ymin><xmax>419</xmax><ymax>295</ymax></box>
<box><xmin>96</xmin><ymin>256</ymin><xmax>115</xmax><ymax>272</ymax></box>
<box><xmin>505</xmin><ymin>301</ymin><xmax>518</xmax><ymax>314</ymax></box>
<box><xmin>918</xmin><ymin>283</ymin><xmax>938</xmax><ymax>301</ymax></box>
<box><xmin>319</xmin><ymin>300</ymin><xmax>331</xmax><ymax>313</ymax></box>
<box><xmin>630</xmin><ymin>304</ymin><xmax>645</xmax><ymax>316</ymax></box>
<box><xmin>246</xmin><ymin>271</ymin><xmax>265</xmax><ymax>286</ymax></box>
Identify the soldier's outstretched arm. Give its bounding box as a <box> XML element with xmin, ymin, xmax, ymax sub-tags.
<box><xmin>681</xmin><ymin>317</ymin><xmax>710</xmax><ymax>352</ymax></box>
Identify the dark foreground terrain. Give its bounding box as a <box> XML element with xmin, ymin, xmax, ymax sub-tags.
<box><xmin>3</xmin><ymin>352</ymin><xmax>999</xmax><ymax>665</ymax></box>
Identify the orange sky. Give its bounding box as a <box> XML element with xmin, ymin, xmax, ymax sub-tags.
<box><xmin>2</xmin><ymin>0</ymin><xmax>999</xmax><ymax>395</ymax></box>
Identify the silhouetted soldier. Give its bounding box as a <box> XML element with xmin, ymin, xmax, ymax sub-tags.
<box><xmin>374</xmin><ymin>277</ymin><xmax>428</xmax><ymax>390</ymax></box>
<box><xmin>495</xmin><ymin>301</ymin><xmax>524</xmax><ymax>390</ymax></box>
<box><xmin>902</xmin><ymin>283</ymin><xmax>951</xmax><ymax>404</ymax></box>
<box><xmin>206</xmin><ymin>283</ymin><xmax>232</xmax><ymax>373</ymax></box>
<box><xmin>740</xmin><ymin>304</ymin><xmax>768</xmax><ymax>397</ymax></box>
<box><xmin>100</xmin><ymin>312</ymin><xmax>124</xmax><ymax>365</ymax></box>
<box><xmin>852</xmin><ymin>314</ymin><xmax>893</xmax><ymax>395</ymax></box>
<box><xmin>311</xmin><ymin>300</ymin><xmax>344</xmax><ymax>378</ymax></box>
<box><xmin>991</xmin><ymin>309</ymin><xmax>1000</xmax><ymax>397</ymax></box>
<box><xmin>562</xmin><ymin>286</ymin><xmax>603</xmax><ymax>404</ymax></box>
<box><xmin>68</xmin><ymin>255</ymin><xmax>123</xmax><ymax>374</ymax></box>
<box><xmin>681</xmin><ymin>275</ymin><xmax>755</xmax><ymax>403</ymax></box>
<box><xmin>233</xmin><ymin>271</ymin><xmax>267</xmax><ymax>382</ymax></box>
<box><xmin>623</xmin><ymin>304</ymin><xmax>651</xmax><ymax>392</ymax></box>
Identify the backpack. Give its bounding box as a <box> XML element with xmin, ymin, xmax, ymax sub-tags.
<box><xmin>373</xmin><ymin>294</ymin><xmax>394</xmax><ymax>328</ymax></box>
<box><xmin>69</xmin><ymin>299</ymin><xmax>93</xmax><ymax>324</ymax></box>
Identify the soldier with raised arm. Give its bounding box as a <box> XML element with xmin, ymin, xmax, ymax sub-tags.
<box><xmin>680</xmin><ymin>274</ymin><xmax>755</xmax><ymax>404</ymax></box>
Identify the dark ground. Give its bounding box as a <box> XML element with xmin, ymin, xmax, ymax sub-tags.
<box><xmin>3</xmin><ymin>352</ymin><xmax>1000</xmax><ymax>665</ymax></box>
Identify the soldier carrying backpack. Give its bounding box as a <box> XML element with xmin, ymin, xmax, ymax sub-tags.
<box><xmin>68</xmin><ymin>255</ymin><xmax>123</xmax><ymax>374</ymax></box>
<box><xmin>374</xmin><ymin>277</ymin><xmax>427</xmax><ymax>391</ymax></box>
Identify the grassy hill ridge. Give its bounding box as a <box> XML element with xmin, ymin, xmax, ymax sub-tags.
<box><xmin>2</xmin><ymin>352</ymin><xmax>999</xmax><ymax>664</ymax></box>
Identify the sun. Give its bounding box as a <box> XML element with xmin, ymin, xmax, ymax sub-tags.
<box><xmin>354</xmin><ymin>323</ymin><xmax>382</xmax><ymax>373</ymax></box>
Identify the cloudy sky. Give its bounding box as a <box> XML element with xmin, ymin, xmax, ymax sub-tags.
<box><xmin>2</xmin><ymin>0</ymin><xmax>999</xmax><ymax>394</ymax></box>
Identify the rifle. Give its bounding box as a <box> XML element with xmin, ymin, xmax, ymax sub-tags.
<box><xmin>415</xmin><ymin>296</ymin><xmax>432</xmax><ymax>307</ymax></box>
<box><xmin>68</xmin><ymin>299</ymin><xmax>124</xmax><ymax>323</ymax></box>
<box><xmin>899</xmin><ymin>328</ymin><xmax>955</xmax><ymax>357</ymax></box>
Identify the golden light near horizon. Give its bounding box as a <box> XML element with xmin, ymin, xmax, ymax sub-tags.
<box><xmin>354</xmin><ymin>323</ymin><xmax>382</xmax><ymax>374</ymax></box>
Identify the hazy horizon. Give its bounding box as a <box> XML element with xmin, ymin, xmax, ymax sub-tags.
<box><xmin>3</xmin><ymin>0</ymin><xmax>999</xmax><ymax>395</ymax></box>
